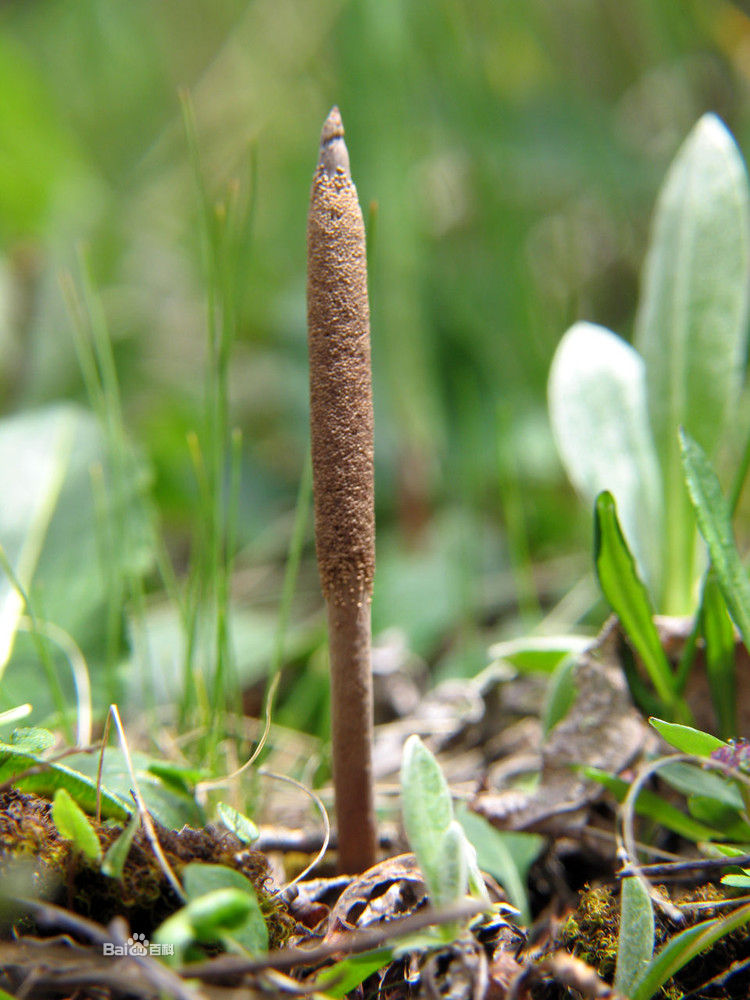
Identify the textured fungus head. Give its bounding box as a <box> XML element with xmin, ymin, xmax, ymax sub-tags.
<box><xmin>307</xmin><ymin>108</ymin><xmax>374</xmax><ymax>605</ymax></box>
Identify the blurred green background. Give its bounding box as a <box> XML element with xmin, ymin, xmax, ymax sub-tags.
<box><xmin>2</xmin><ymin>0</ymin><xmax>750</xmax><ymax>711</ymax></box>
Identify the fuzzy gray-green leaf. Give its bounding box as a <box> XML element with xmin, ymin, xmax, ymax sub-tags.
<box><xmin>634</xmin><ymin>114</ymin><xmax>750</xmax><ymax>614</ymax></box>
<box><xmin>614</xmin><ymin>876</ymin><xmax>654</xmax><ymax>995</ymax></box>
<box><xmin>401</xmin><ymin>735</ymin><xmax>454</xmax><ymax>900</ymax></box>
<box><xmin>548</xmin><ymin>322</ymin><xmax>662</xmax><ymax>593</ymax></box>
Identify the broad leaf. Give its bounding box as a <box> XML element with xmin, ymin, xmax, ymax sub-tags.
<box><xmin>658</xmin><ymin>761</ymin><xmax>741</xmax><ymax>809</ymax></box>
<box><xmin>401</xmin><ymin>735</ymin><xmax>486</xmax><ymax>913</ymax></box>
<box><xmin>457</xmin><ymin>806</ymin><xmax>542</xmax><ymax>924</ymax></box>
<box><xmin>635</xmin><ymin>114</ymin><xmax>750</xmax><ymax>614</ymax></box>
<box><xmin>488</xmin><ymin>634</ymin><xmax>590</xmax><ymax>674</ymax></box>
<box><xmin>548</xmin><ymin>321</ymin><xmax>662</xmax><ymax>591</ymax></box>
<box><xmin>541</xmin><ymin>654</ymin><xmax>578</xmax><ymax>735</ymax></box>
<box><xmin>649</xmin><ymin>718</ymin><xmax>726</xmax><ymax>758</ymax></box>
<box><xmin>0</xmin><ymin>741</ymin><xmax>130</xmax><ymax>820</ymax></box>
<box><xmin>182</xmin><ymin>862</ymin><xmax>268</xmax><ymax>954</ymax></box>
<box><xmin>0</xmin><ymin>404</ymin><xmax>155</xmax><ymax>720</ymax></box>
<box><xmin>0</xmin><ymin>406</ymin><xmax>75</xmax><ymax>675</ymax></box>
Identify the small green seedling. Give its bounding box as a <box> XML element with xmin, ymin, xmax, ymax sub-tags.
<box><xmin>102</xmin><ymin>810</ymin><xmax>140</xmax><ymax>879</ymax></box>
<box><xmin>400</xmin><ymin>734</ymin><xmax>487</xmax><ymax>939</ymax></box>
<box><xmin>217</xmin><ymin>801</ymin><xmax>259</xmax><ymax>844</ymax></box>
<box><xmin>154</xmin><ymin>862</ymin><xmax>268</xmax><ymax>965</ymax></box>
<box><xmin>51</xmin><ymin>786</ymin><xmax>102</xmax><ymax>864</ymax></box>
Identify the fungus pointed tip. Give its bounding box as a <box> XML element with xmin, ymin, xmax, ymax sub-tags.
<box><xmin>321</xmin><ymin>106</ymin><xmax>344</xmax><ymax>143</ymax></box>
<box><xmin>317</xmin><ymin>105</ymin><xmax>351</xmax><ymax>179</ymax></box>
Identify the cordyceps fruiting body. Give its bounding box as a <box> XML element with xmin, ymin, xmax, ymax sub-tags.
<box><xmin>307</xmin><ymin>106</ymin><xmax>377</xmax><ymax>874</ymax></box>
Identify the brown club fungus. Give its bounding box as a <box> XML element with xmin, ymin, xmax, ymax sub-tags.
<box><xmin>307</xmin><ymin>106</ymin><xmax>377</xmax><ymax>874</ymax></box>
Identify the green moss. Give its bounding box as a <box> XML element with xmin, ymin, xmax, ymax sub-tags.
<box><xmin>558</xmin><ymin>881</ymin><xmax>750</xmax><ymax>1000</ymax></box>
<box><xmin>559</xmin><ymin>884</ymin><xmax>620</xmax><ymax>980</ymax></box>
<box><xmin>0</xmin><ymin>788</ymin><xmax>293</xmax><ymax>949</ymax></box>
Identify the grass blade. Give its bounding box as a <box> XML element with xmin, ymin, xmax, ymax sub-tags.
<box><xmin>680</xmin><ymin>428</ymin><xmax>750</xmax><ymax>649</ymax></box>
<box><xmin>584</xmin><ymin>767</ymin><xmax>719</xmax><ymax>842</ymax></box>
<box><xmin>594</xmin><ymin>491</ymin><xmax>675</xmax><ymax>706</ymax></box>
<box><xmin>629</xmin><ymin>901</ymin><xmax>750</xmax><ymax>1000</ymax></box>
<box><xmin>701</xmin><ymin>571</ymin><xmax>738</xmax><ymax>738</ymax></box>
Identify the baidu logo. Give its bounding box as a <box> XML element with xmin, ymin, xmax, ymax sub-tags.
<box><xmin>102</xmin><ymin>931</ymin><xmax>174</xmax><ymax>957</ymax></box>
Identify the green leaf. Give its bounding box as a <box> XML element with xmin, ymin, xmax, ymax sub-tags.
<box><xmin>147</xmin><ymin>761</ymin><xmax>207</xmax><ymax>794</ymax></box>
<box><xmin>182</xmin><ymin>862</ymin><xmax>268</xmax><ymax>954</ymax></box>
<box><xmin>10</xmin><ymin>727</ymin><xmax>55</xmax><ymax>753</ymax></box>
<box><xmin>594</xmin><ymin>492</ymin><xmax>675</xmax><ymax>706</ymax></box>
<box><xmin>185</xmin><ymin>888</ymin><xmax>255</xmax><ymax>938</ymax></box>
<box><xmin>687</xmin><ymin>797</ymin><xmax>750</xmax><ymax>840</ymax></box>
<box><xmin>217</xmin><ymin>802</ymin><xmax>259</xmax><ymax>844</ymax></box>
<box><xmin>63</xmin><ymin>747</ymin><xmax>201</xmax><ymax>828</ymax></box>
<box><xmin>658</xmin><ymin>761</ymin><xmax>742</xmax><ymax>810</ymax></box>
<box><xmin>154</xmin><ymin>885</ymin><xmax>261</xmax><ymax>965</ymax></box>
<box><xmin>0</xmin><ymin>406</ymin><xmax>75</xmax><ymax>678</ymax></box>
<box><xmin>541</xmin><ymin>654</ymin><xmax>578</xmax><ymax>735</ymax></box>
<box><xmin>614</xmin><ymin>876</ymin><xmax>654</xmax><ymax>996</ymax></box>
<box><xmin>0</xmin><ymin>405</ymin><xmax>155</xmax><ymax>723</ymax></box>
<box><xmin>488</xmin><ymin>634</ymin><xmax>590</xmax><ymax>674</ymax></box>
<box><xmin>432</xmin><ymin>820</ymin><xmax>469</xmax><ymax>910</ymax></box>
<box><xmin>721</xmin><ymin>873</ymin><xmax>750</xmax><ymax>888</ymax></box>
<box><xmin>680</xmin><ymin>428</ymin><xmax>750</xmax><ymax>650</ymax></box>
<box><xmin>0</xmin><ymin>741</ymin><xmax>130</xmax><ymax>820</ymax></box>
<box><xmin>629</xmin><ymin>901</ymin><xmax>750</xmax><ymax>1000</ymax></box>
<box><xmin>635</xmin><ymin>114</ymin><xmax>750</xmax><ymax>615</ymax></box>
<box><xmin>152</xmin><ymin>909</ymin><xmax>193</xmax><ymax>964</ymax></box>
<box><xmin>52</xmin><ymin>786</ymin><xmax>102</xmax><ymax>863</ymax></box>
<box><xmin>401</xmin><ymin>735</ymin><xmax>454</xmax><ymax>897</ymax></box>
<box><xmin>584</xmin><ymin>768</ymin><xmax>719</xmax><ymax>842</ymax></box>
<box><xmin>707</xmin><ymin>843</ymin><xmax>750</xmax><ymax>857</ymax></box>
<box><xmin>548</xmin><ymin>322</ymin><xmax>662</xmax><ymax>591</ymax></box>
<box><xmin>312</xmin><ymin>949</ymin><xmax>393</xmax><ymax>998</ymax></box>
<box><xmin>0</xmin><ymin>705</ymin><xmax>32</xmax><ymax>728</ymax></box>
<box><xmin>649</xmin><ymin>717</ymin><xmax>726</xmax><ymax>757</ymax></box>
<box><xmin>457</xmin><ymin>806</ymin><xmax>542</xmax><ymax>924</ymax></box>
<box><xmin>702</xmin><ymin>571</ymin><xmax>738</xmax><ymax>738</ymax></box>
<box><xmin>102</xmin><ymin>810</ymin><xmax>140</xmax><ymax>879</ymax></box>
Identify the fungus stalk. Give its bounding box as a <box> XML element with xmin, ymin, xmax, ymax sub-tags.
<box><xmin>307</xmin><ymin>107</ymin><xmax>377</xmax><ymax>873</ymax></box>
